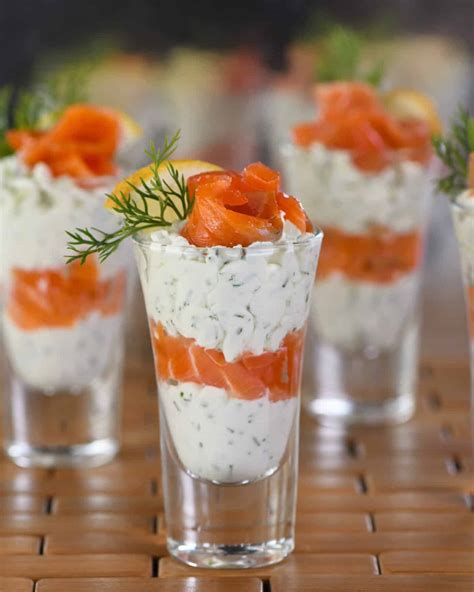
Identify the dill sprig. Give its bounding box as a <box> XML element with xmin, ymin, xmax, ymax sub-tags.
<box><xmin>0</xmin><ymin>68</ymin><xmax>89</xmax><ymax>156</ymax></box>
<box><xmin>317</xmin><ymin>25</ymin><xmax>385</xmax><ymax>87</ymax></box>
<box><xmin>433</xmin><ymin>107</ymin><xmax>474</xmax><ymax>198</ymax></box>
<box><xmin>66</xmin><ymin>131</ymin><xmax>192</xmax><ymax>264</ymax></box>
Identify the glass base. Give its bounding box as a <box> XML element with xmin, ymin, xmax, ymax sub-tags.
<box><xmin>302</xmin><ymin>324</ymin><xmax>418</xmax><ymax>426</ymax></box>
<box><xmin>2</xmin><ymin>353</ymin><xmax>123</xmax><ymax>469</ymax></box>
<box><xmin>5</xmin><ymin>438</ymin><xmax>119</xmax><ymax>469</ymax></box>
<box><xmin>304</xmin><ymin>391</ymin><xmax>415</xmax><ymax>426</ymax></box>
<box><xmin>168</xmin><ymin>537</ymin><xmax>294</xmax><ymax>569</ymax></box>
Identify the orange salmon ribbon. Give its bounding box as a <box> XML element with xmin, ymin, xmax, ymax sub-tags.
<box><xmin>7</xmin><ymin>258</ymin><xmax>125</xmax><ymax>330</ymax></box>
<box><xmin>6</xmin><ymin>104</ymin><xmax>120</xmax><ymax>179</ymax></box>
<box><xmin>181</xmin><ymin>162</ymin><xmax>312</xmax><ymax>247</ymax></box>
<box><xmin>151</xmin><ymin>321</ymin><xmax>304</xmax><ymax>402</ymax></box>
<box><xmin>293</xmin><ymin>82</ymin><xmax>432</xmax><ymax>172</ymax></box>
<box><xmin>317</xmin><ymin>226</ymin><xmax>423</xmax><ymax>283</ymax></box>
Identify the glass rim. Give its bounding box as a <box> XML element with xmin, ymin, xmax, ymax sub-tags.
<box><xmin>132</xmin><ymin>225</ymin><xmax>323</xmax><ymax>253</ymax></box>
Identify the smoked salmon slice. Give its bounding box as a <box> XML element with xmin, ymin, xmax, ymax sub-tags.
<box><xmin>6</xmin><ymin>104</ymin><xmax>120</xmax><ymax>179</ymax></box>
<box><xmin>317</xmin><ymin>226</ymin><xmax>422</xmax><ymax>283</ymax></box>
<box><xmin>293</xmin><ymin>82</ymin><xmax>432</xmax><ymax>172</ymax></box>
<box><xmin>7</xmin><ymin>257</ymin><xmax>125</xmax><ymax>330</ymax></box>
<box><xmin>276</xmin><ymin>193</ymin><xmax>313</xmax><ymax>233</ymax></box>
<box><xmin>316</xmin><ymin>82</ymin><xmax>380</xmax><ymax>117</ymax></box>
<box><xmin>151</xmin><ymin>321</ymin><xmax>304</xmax><ymax>401</ymax></box>
<box><xmin>182</xmin><ymin>170</ymin><xmax>283</xmax><ymax>248</ymax></box>
<box><xmin>182</xmin><ymin>162</ymin><xmax>311</xmax><ymax>247</ymax></box>
<box><xmin>242</xmin><ymin>162</ymin><xmax>280</xmax><ymax>192</ymax></box>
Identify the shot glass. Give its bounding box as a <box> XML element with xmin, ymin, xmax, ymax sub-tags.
<box><xmin>134</xmin><ymin>230</ymin><xmax>321</xmax><ymax>568</ymax></box>
<box><xmin>282</xmin><ymin>143</ymin><xmax>432</xmax><ymax>424</ymax></box>
<box><xmin>1</xmin><ymin>159</ymin><xmax>130</xmax><ymax>467</ymax></box>
<box><xmin>451</xmin><ymin>191</ymin><xmax>474</xmax><ymax>394</ymax></box>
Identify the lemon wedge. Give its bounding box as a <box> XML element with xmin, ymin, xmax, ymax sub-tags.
<box><xmin>382</xmin><ymin>89</ymin><xmax>442</xmax><ymax>135</ymax></box>
<box><xmin>109</xmin><ymin>108</ymin><xmax>143</xmax><ymax>145</ymax></box>
<box><xmin>107</xmin><ymin>159</ymin><xmax>222</xmax><ymax>223</ymax></box>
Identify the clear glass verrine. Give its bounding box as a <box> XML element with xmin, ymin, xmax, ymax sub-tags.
<box><xmin>133</xmin><ymin>229</ymin><xmax>322</xmax><ymax>568</ymax></box>
<box><xmin>281</xmin><ymin>143</ymin><xmax>433</xmax><ymax>425</ymax></box>
<box><xmin>1</xmin><ymin>158</ymin><xmax>131</xmax><ymax>467</ymax></box>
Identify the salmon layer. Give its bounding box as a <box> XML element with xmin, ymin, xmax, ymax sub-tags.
<box><xmin>151</xmin><ymin>321</ymin><xmax>304</xmax><ymax>401</ymax></box>
<box><xmin>7</xmin><ymin>257</ymin><xmax>125</xmax><ymax>330</ymax></box>
<box><xmin>317</xmin><ymin>226</ymin><xmax>422</xmax><ymax>283</ymax></box>
<box><xmin>293</xmin><ymin>82</ymin><xmax>431</xmax><ymax>173</ymax></box>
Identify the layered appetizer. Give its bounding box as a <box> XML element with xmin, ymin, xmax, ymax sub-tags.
<box><xmin>67</xmin><ymin>134</ymin><xmax>322</xmax><ymax>483</ymax></box>
<box><xmin>282</xmin><ymin>81</ymin><xmax>439</xmax><ymax>352</ymax></box>
<box><xmin>1</xmin><ymin>89</ymin><xmax>138</xmax><ymax>393</ymax></box>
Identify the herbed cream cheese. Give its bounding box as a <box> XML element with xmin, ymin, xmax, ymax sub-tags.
<box><xmin>160</xmin><ymin>380</ymin><xmax>298</xmax><ymax>483</ymax></box>
<box><xmin>3</xmin><ymin>312</ymin><xmax>123</xmax><ymax>392</ymax></box>
<box><xmin>311</xmin><ymin>271</ymin><xmax>421</xmax><ymax>351</ymax></box>
<box><xmin>281</xmin><ymin>142</ymin><xmax>430</xmax><ymax>234</ymax></box>
<box><xmin>134</xmin><ymin>222</ymin><xmax>320</xmax><ymax>362</ymax></box>
<box><xmin>0</xmin><ymin>156</ymin><xmax>123</xmax><ymax>279</ymax></box>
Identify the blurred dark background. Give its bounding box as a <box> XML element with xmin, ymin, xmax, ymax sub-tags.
<box><xmin>1</xmin><ymin>0</ymin><xmax>473</xmax><ymax>85</ymax></box>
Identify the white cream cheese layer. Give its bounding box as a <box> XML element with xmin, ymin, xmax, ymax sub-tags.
<box><xmin>160</xmin><ymin>380</ymin><xmax>298</xmax><ymax>483</ymax></box>
<box><xmin>311</xmin><ymin>272</ymin><xmax>421</xmax><ymax>351</ymax></box>
<box><xmin>135</xmin><ymin>222</ymin><xmax>319</xmax><ymax>362</ymax></box>
<box><xmin>0</xmin><ymin>156</ymin><xmax>123</xmax><ymax>279</ymax></box>
<box><xmin>281</xmin><ymin>143</ymin><xmax>430</xmax><ymax>233</ymax></box>
<box><xmin>0</xmin><ymin>156</ymin><xmax>131</xmax><ymax>393</ymax></box>
<box><xmin>3</xmin><ymin>312</ymin><xmax>123</xmax><ymax>392</ymax></box>
<box><xmin>451</xmin><ymin>190</ymin><xmax>474</xmax><ymax>287</ymax></box>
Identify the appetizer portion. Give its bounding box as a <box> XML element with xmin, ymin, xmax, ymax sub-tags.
<box><xmin>283</xmin><ymin>81</ymin><xmax>437</xmax><ymax>351</ymax></box>
<box><xmin>68</xmin><ymin>135</ymin><xmax>321</xmax><ymax>483</ymax></box>
<box><xmin>1</xmin><ymin>94</ymin><xmax>137</xmax><ymax>392</ymax></box>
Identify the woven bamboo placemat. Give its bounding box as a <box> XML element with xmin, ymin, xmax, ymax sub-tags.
<box><xmin>0</xmin><ymin>318</ymin><xmax>472</xmax><ymax>592</ymax></box>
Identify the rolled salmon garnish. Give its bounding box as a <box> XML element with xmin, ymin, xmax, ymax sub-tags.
<box><xmin>292</xmin><ymin>81</ymin><xmax>436</xmax><ymax>172</ymax></box>
<box><xmin>6</xmin><ymin>103</ymin><xmax>141</xmax><ymax>179</ymax></box>
<box><xmin>181</xmin><ymin>161</ymin><xmax>312</xmax><ymax>247</ymax></box>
